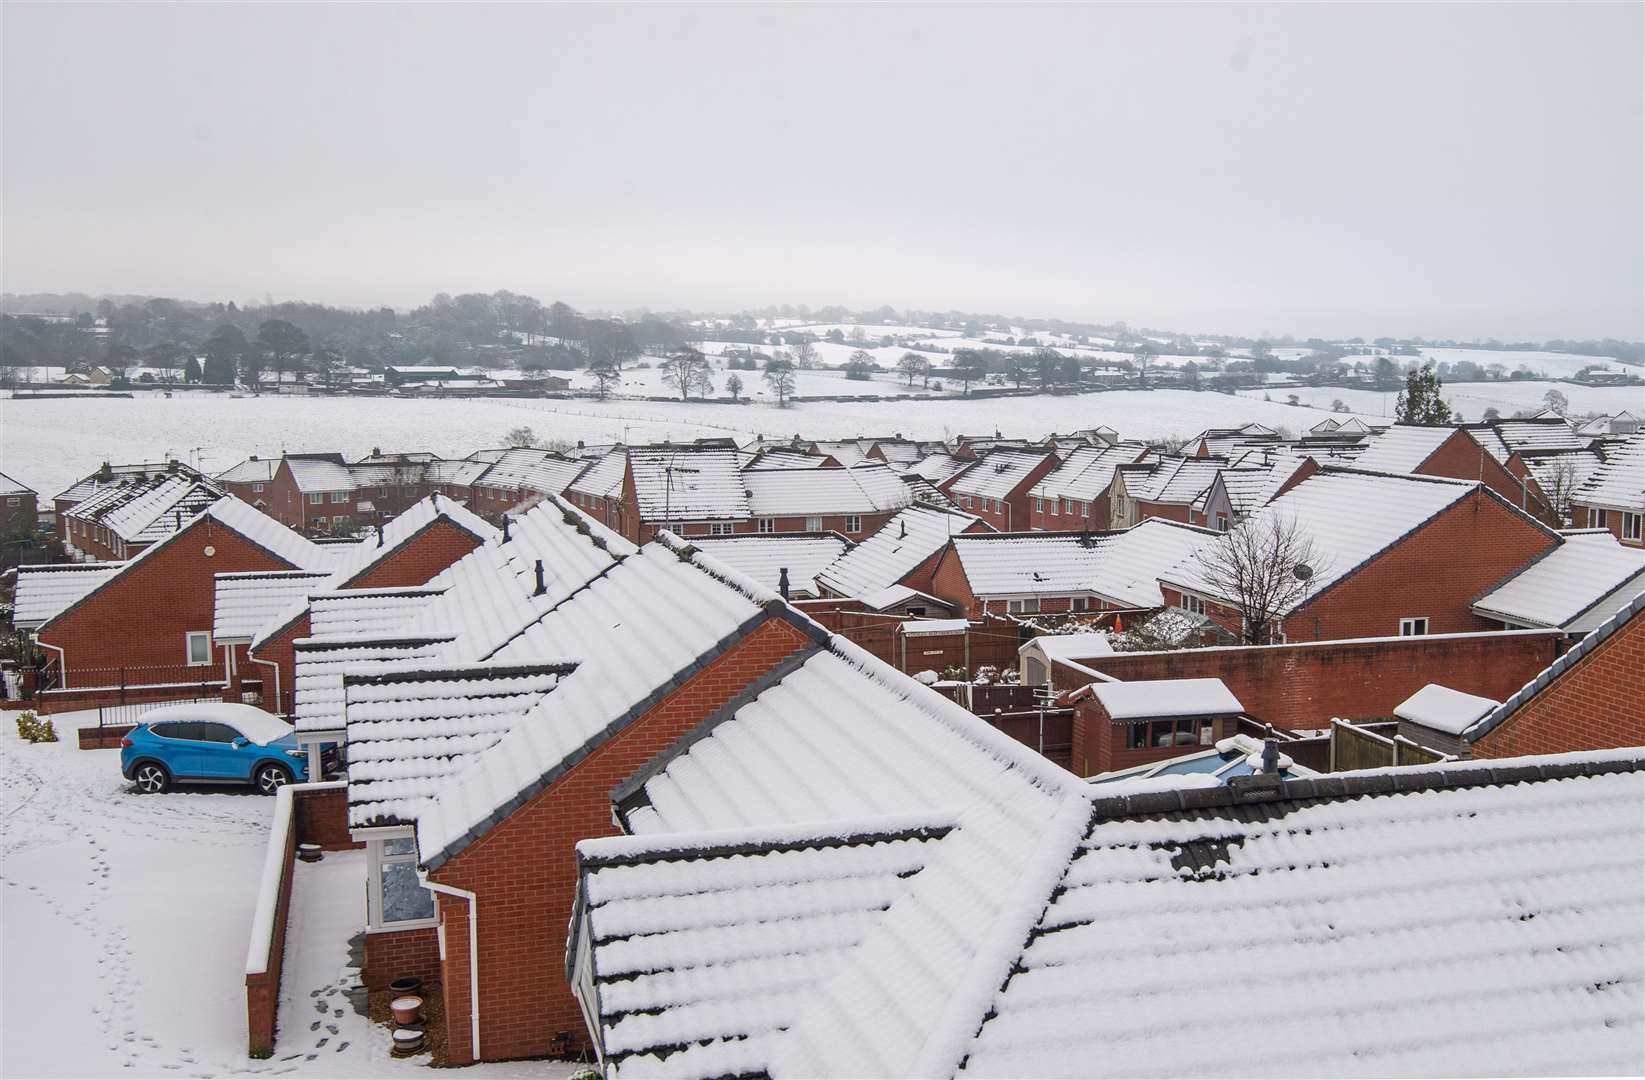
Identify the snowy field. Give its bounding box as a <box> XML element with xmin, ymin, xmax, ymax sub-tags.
<box><xmin>0</xmin><ymin>390</ymin><xmax>1373</xmax><ymax>497</ymax></box>
<box><xmin>0</xmin><ymin>708</ymin><xmax>578</xmax><ymax>1079</ymax></box>
<box><xmin>1239</xmin><ymin>381</ymin><xmax>1643</xmax><ymax>422</ymax></box>
<box><xmin>1415</xmin><ymin>348</ymin><xmax>1637</xmax><ymax>380</ymax></box>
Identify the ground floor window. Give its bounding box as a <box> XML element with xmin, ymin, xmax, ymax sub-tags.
<box><xmin>186</xmin><ymin>631</ymin><xmax>212</xmax><ymax>666</ymax></box>
<box><xmin>1400</xmin><ymin>617</ymin><xmax>1429</xmax><ymax>636</ymax></box>
<box><xmin>1588</xmin><ymin>507</ymin><xmax>1609</xmax><ymax>529</ymax></box>
<box><xmin>368</xmin><ymin>834</ymin><xmax>437</xmax><ymax>929</ymax></box>
<box><xmin>1178</xmin><ymin>593</ymin><xmax>1207</xmax><ymax>615</ymax></box>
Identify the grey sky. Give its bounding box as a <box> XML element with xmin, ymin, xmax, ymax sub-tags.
<box><xmin>4</xmin><ymin>3</ymin><xmax>1641</xmax><ymax>341</ymax></box>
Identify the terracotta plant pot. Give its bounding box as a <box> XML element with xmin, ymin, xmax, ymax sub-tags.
<box><xmin>391</xmin><ymin>1026</ymin><xmax>425</xmax><ymax>1056</ymax></box>
<box><xmin>391</xmin><ymin>995</ymin><xmax>423</xmax><ymax>1026</ymax></box>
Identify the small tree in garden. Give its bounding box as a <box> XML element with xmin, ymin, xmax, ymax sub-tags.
<box><xmin>1395</xmin><ymin>363</ymin><xmax>1453</xmax><ymax>425</ymax></box>
<box><xmin>1192</xmin><ymin>513</ymin><xmax>1326</xmax><ymax>645</ymax></box>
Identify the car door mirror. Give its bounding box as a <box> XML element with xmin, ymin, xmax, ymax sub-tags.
<box><xmin>231</xmin><ymin>736</ymin><xmax>249</xmax><ymax>749</ymax></box>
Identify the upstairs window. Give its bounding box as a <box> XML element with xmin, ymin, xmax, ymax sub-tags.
<box><xmin>307</xmin><ymin>493</ymin><xmax>323</xmax><ymax>505</ymax></box>
<box><xmin>845</xmin><ymin>514</ymin><xmax>862</xmax><ymax>534</ymax></box>
<box><xmin>1623</xmin><ymin>512</ymin><xmax>1642</xmax><ymax>543</ymax></box>
<box><xmin>1399</xmin><ymin>617</ymin><xmax>1429</xmax><ymax>636</ymax></box>
<box><xmin>250</xmin><ymin>483</ymin><xmax>265</xmax><ymax>493</ymax></box>
<box><xmin>1589</xmin><ymin>507</ymin><xmax>1609</xmax><ymax>529</ymax></box>
<box><xmin>185</xmin><ymin>631</ymin><xmax>212</xmax><ymax>666</ymax></box>
<box><xmin>1216</xmin><ymin>513</ymin><xmax>1229</xmax><ymax>532</ymax></box>
<box><xmin>757</xmin><ymin>518</ymin><xmax>775</xmax><ymax>534</ymax></box>
<box><xmin>1007</xmin><ymin>597</ymin><xmax>1040</xmax><ymax>615</ymax></box>
<box><xmin>805</xmin><ymin>515</ymin><xmax>823</xmax><ymax>531</ymax></box>
<box><xmin>330</xmin><ymin>491</ymin><xmax>349</xmax><ymax>504</ymax></box>
<box><xmin>1178</xmin><ymin>593</ymin><xmax>1207</xmax><ymax>616</ymax></box>
<box><xmin>709</xmin><ymin>522</ymin><xmax>734</xmax><ymax>536</ymax></box>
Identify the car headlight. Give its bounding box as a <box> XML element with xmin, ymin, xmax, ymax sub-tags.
<box><xmin>284</xmin><ymin>749</ymin><xmax>307</xmax><ymax>760</ymax></box>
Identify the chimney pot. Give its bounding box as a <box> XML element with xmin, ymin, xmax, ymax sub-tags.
<box><xmin>534</xmin><ymin>559</ymin><xmax>546</xmax><ymax>596</ymax></box>
<box><xmin>501</xmin><ymin>515</ymin><xmax>511</xmax><ymax>542</ymax></box>
<box><xmin>778</xmin><ymin>567</ymin><xmax>790</xmax><ymax>601</ymax></box>
<box><xmin>376</xmin><ymin>523</ymin><xmax>385</xmax><ymax>547</ymax></box>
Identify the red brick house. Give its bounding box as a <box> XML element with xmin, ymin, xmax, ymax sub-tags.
<box><xmin>1026</xmin><ymin>443</ymin><xmax>1152</xmax><ymax>532</ymax></box>
<box><xmin>1108</xmin><ymin>456</ymin><xmax>1226</xmax><ymax>529</ymax></box>
<box><xmin>214</xmin><ymin>456</ymin><xmax>279</xmax><ymax>510</ymax></box>
<box><xmin>0</xmin><ymin>471</ymin><xmax>38</xmax><ymax>543</ymax></box>
<box><xmin>813</xmin><ymin>504</ymin><xmax>990</xmax><ymax>601</ymax></box>
<box><xmin>61</xmin><ymin>474</ymin><xmax>224</xmax><ymax>561</ymax></box>
<box><xmin>1353</xmin><ymin>423</ymin><xmax>1557</xmax><ymax>525</ymax></box>
<box><xmin>232</xmin><ymin>495</ymin><xmax>496</xmax><ymax>716</ymax></box>
<box><xmin>1465</xmin><ymin>591</ymin><xmax>1645</xmax><ymax>759</ymax></box>
<box><xmin>1569</xmin><ymin>432</ymin><xmax>1643</xmax><ymax>547</ymax></box>
<box><xmin>1159</xmin><ymin>468</ymin><xmax>1561</xmax><ymax>644</ymax></box>
<box><xmin>32</xmin><ymin>497</ymin><xmax>346</xmax><ymax>711</ymax></box>
<box><xmin>940</xmin><ymin>448</ymin><xmax>1060</xmax><ymax>531</ymax></box>
<box><xmin>51</xmin><ymin>460</ymin><xmax>207</xmax><ymax>545</ymax></box>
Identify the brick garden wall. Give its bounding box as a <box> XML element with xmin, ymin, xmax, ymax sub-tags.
<box><xmin>364</xmin><ymin>926</ymin><xmax>442</xmax><ymax>992</ymax></box>
<box><xmin>1071</xmin><ymin>630</ymin><xmax>1561</xmax><ymax>736</ymax></box>
<box><xmin>426</xmin><ymin>616</ymin><xmax>814</xmax><ymax>1064</ymax></box>
<box><xmin>1471</xmin><ymin>611</ymin><xmax>1645</xmax><ymax>758</ymax></box>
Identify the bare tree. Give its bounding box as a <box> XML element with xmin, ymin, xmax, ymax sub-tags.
<box><xmin>1191</xmin><ymin>514</ymin><xmax>1326</xmax><ymax>644</ymax></box>
<box><xmin>1535</xmin><ymin>456</ymin><xmax>1582</xmax><ymax>524</ymax></box>
<box><xmin>763</xmin><ymin>354</ymin><xmax>797</xmax><ymax>407</ymax></box>
<box><xmin>590</xmin><ymin>354</ymin><xmax>620</xmax><ymax>399</ymax></box>
<box><xmin>897</xmin><ymin>351</ymin><xmax>931</xmax><ymax>387</ymax></box>
<box><xmin>789</xmin><ymin>340</ymin><xmax>820</xmax><ymax>369</ymax></box>
<box><xmin>660</xmin><ymin>347</ymin><xmax>713</xmax><ymax>400</ymax></box>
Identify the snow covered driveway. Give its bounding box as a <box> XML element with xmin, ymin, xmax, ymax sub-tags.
<box><xmin>0</xmin><ymin>710</ymin><xmax>576</xmax><ymax>1079</ymax></box>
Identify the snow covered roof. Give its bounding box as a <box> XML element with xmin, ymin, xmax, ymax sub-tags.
<box><xmin>565</xmin><ymin>448</ymin><xmax>627</xmax><ymax>500</ymax></box>
<box><xmin>1162</xmin><ymin>470</ymin><xmax>1488</xmax><ymax>615</ymax></box>
<box><xmin>945</xmin><ymin>449</ymin><xmax>1055</xmax><ymax>500</ymax></box>
<box><xmin>472</xmin><ymin>448</ymin><xmax>587</xmax><ymax>496</ymax></box>
<box><xmin>292</xmin><ymin>637</ymin><xmax>454</xmax><ymax>734</ymax></box>
<box><xmin>1121</xmin><ymin>456</ymin><xmax>1225</xmax><ymax>505</ymax></box>
<box><xmin>1472</xmin><ymin>417</ymin><xmax>1585</xmax><ymax>463</ymax></box>
<box><xmin>1517</xmin><ymin>447</ymin><xmax>1603</xmax><ymax>501</ymax></box>
<box><xmin>630</xmin><ymin>447</ymin><xmax>750</xmax><ymax>522</ymax></box>
<box><xmin>1028</xmin><ymin>443</ymin><xmax>1150</xmax><ymax>502</ymax></box>
<box><xmin>67</xmin><ymin>474</ymin><xmax>224</xmax><ymax>544</ymax></box>
<box><xmin>960</xmin><ymin>751</ymin><xmax>1645</xmax><ymax>1079</ymax></box>
<box><xmin>813</xmin><ymin>505</ymin><xmax>983</xmax><ymax>599</ymax></box>
<box><xmin>214</xmin><ymin>457</ymin><xmax>278</xmax><ymax>485</ymax></box>
<box><xmin>899</xmin><ymin>618</ymin><xmax>969</xmax><ymax>636</ymax></box>
<box><xmin>345</xmin><ymin>662</ymin><xmax>574</xmax><ymax>828</ymax></box>
<box><xmin>307</xmin><ymin>586</ymin><xmax>446</xmax><ymax>641</ymax></box>
<box><xmin>53</xmin><ymin>461</ymin><xmax>202</xmax><ymax>505</ymax></box>
<box><xmin>809</xmin><ymin>440</ymin><xmax>871</xmax><ymax>466</ymax></box>
<box><xmin>1393</xmin><ymin>683</ymin><xmax>1500</xmax><ymax>735</ymax></box>
<box><xmin>415</xmin><ymin>533</ymin><xmax>784</xmax><ymax>865</ymax></box>
<box><xmin>908</xmin><ymin>452</ymin><xmax>969</xmax><ymax>485</ymax></box>
<box><xmin>282</xmin><ymin>454</ymin><xmax>355</xmax><ymax>492</ymax></box>
<box><xmin>742</xmin><ymin>464</ymin><xmax>913</xmax><ymax>518</ymax></box>
<box><xmin>744</xmin><ymin>448</ymin><xmax>831</xmax><ymax>470</ymax></box>
<box><xmin>212</xmin><ymin>570</ymin><xmax>332</xmax><ymax>643</ymax></box>
<box><xmin>11</xmin><ymin>562</ymin><xmax>125</xmax><ymax>628</ymax></box>
<box><xmin>0</xmin><ymin>471</ymin><xmax>36</xmax><ymax>497</ymax></box>
<box><xmin>1350</xmin><ymin>424</ymin><xmax>1454</xmax><ymax>473</ymax></box>
<box><xmin>1571</xmin><ymin>432</ymin><xmax>1644</xmax><ymax>513</ymax></box>
<box><xmin>427</xmin><ymin>458</ymin><xmax>491</xmax><ymax>486</ymax></box>
<box><xmin>858</xmin><ymin>584</ymin><xmax>948</xmax><ymax>612</ymax></box>
<box><xmin>951</xmin><ymin>519</ymin><xmax>1217</xmax><ymax>607</ymax></box>
<box><xmin>1473</xmin><ymin>530</ymin><xmax>1645</xmax><ymax>630</ymax></box>
<box><xmin>1020</xmin><ymin>631</ymin><xmax>1112</xmax><ymax>661</ymax></box>
<box><xmin>690</xmin><ymin>533</ymin><xmax>852</xmax><ymax>598</ymax></box>
<box><xmin>1090</xmin><ymin>677</ymin><xmax>1244</xmax><ymax>720</ymax></box>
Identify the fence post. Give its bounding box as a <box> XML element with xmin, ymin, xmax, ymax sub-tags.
<box><xmin>119</xmin><ymin>667</ymin><xmax>127</xmax><ymax>706</ymax></box>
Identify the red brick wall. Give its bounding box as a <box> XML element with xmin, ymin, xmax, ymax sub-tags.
<box><xmin>1572</xmin><ymin>502</ymin><xmax>1643</xmax><ymax>548</ymax></box>
<box><xmin>1420</xmin><ymin>431</ymin><xmax>1554</xmax><ymax>525</ymax></box>
<box><xmin>245</xmin><ymin>799</ymin><xmax>297</xmax><ymax>1058</ymax></box>
<box><xmin>249</xmin><ymin>614</ymin><xmax>308</xmax><ymax>716</ymax></box>
<box><xmin>342</xmin><ymin>520</ymin><xmax>484</xmax><ymax>590</ymax></box>
<box><xmin>39</xmin><ymin>517</ymin><xmax>299</xmax><ymax>681</ymax></box>
<box><xmin>930</xmin><ymin>544</ymin><xmax>981</xmax><ymax>618</ymax></box>
<box><xmin>428</xmin><ymin>617</ymin><xmax>814</xmax><ymax>1064</ymax></box>
<box><xmin>1133</xmin><ymin>500</ymin><xmax>1194</xmax><ymax>526</ymax></box>
<box><xmin>364</xmin><ymin>926</ymin><xmax>442</xmax><ymax>991</ymax></box>
<box><xmin>1071</xmin><ymin>630</ymin><xmax>1560</xmax><ymax>735</ymax></box>
<box><xmin>293</xmin><ymin>785</ymin><xmax>363</xmax><ymax>851</ymax></box>
<box><xmin>944</xmin><ymin>453</ymin><xmax>1059</xmax><ymax>532</ymax></box>
<box><xmin>1472</xmin><ymin>611</ymin><xmax>1645</xmax><ymax>758</ymax></box>
<box><xmin>1072</xmin><ymin>697</ymin><xmax>1238</xmax><ymax>775</ymax></box>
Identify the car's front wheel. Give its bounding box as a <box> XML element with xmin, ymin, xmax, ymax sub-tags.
<box><xmin>133</xmin><ymin>762</ymin><xmax>171</xmax><ymax>794</ymax></box>
<box><xmin>254</xmin><ymin>763</ymin><xmax>293</xmax><ymax>796</ymax></box>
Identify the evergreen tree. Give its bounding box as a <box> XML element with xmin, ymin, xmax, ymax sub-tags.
<box><xmin>1395</xmin><ymin>363</ymin><xmax>1454</xmax><ymax>425</ymax></box>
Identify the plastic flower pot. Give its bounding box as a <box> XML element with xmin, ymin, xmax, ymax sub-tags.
<box><xmin>297</xmin><ymin>843</ymin><xmax>323</xmax><ymax>863</ymax></box>
<box><xmin>391</xmin><ymin>1026</ymin><xmax>425</xmax><ymax>1056</ymax></box>
<box><xmin>391</xmin><ymin>995</ymin><xmax>423</xmax><ymax>1026</ymax></box>
<box><xmin>388</xmin><ymin>976</ymin><xmax>422</xmax><ymax>996</ymax></box>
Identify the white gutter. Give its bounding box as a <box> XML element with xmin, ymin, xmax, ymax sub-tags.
<box><xmin>422</xmin><ymin>877</ymin><xmax>480</xmax><ymax>1060</ymax></box>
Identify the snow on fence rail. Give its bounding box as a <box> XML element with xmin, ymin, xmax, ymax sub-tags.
<box><xmin>245</xmin><ymin>780</ymin><xmax>345</xmax><ymax>1057</ymax></box>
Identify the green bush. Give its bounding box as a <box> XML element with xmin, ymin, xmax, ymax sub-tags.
<box><xmin>15</xmin><ymin>711</ymin><xmax>58</xmax><ymax>744</ymax></box>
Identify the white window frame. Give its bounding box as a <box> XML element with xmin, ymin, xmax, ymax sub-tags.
<box><xmin>1178</xmin><ymin>593</ymin><xmax>1207</xmax><ymax>616</ymax></box>
<box><xmin>307</xmin><ymin>492</ymin><xmax>324</xmax><ymax>505</ymax></box>
<box><xmin>845</xmin><ymin>514</ymin><xmax>862</xmax><ymax>534</ymax></box>
<box><xmin>757</xmin><ymin>518</ymin><xmax>775</xmax><ymax>534</ymax></box>
<box><xmin>250</xmin><ymin>482</ymin><xmax>265</xmax><ymax>493</ymax></box>
<box><xmin>805</xmin><ymin>515</ymin><xmax>823</xmax><ymax>531</ymax></box>
<box><xmin>1216</xmin><ymin>513</ymin><xmax>1229</xmax><ymax>532</ymax></box>
<box><xmin>365</xmin><ymin>831</ymin><xmax>439</xmax><ymax>932</ymax></box>
<box><xmin>1399</xmin><ymin>617</ymin><xmax>1429</xmax><ymax>636</ymax></box>
<box><xmin>1588</xmin><ymin>507</ymin><xmax>1608</xmax><ymax>529</ymax></box>
<box><xmin>1623</xmin><ymin>511</ymin><xmax>1642</xmax><ymax>542</ymax></box>
<box><xmin>8</xmin><ymin>496</ymin><xmax>21</xmax><ymax>507</ymax></box>
<box><xmin>1071</xmin><ymin>596</ymin><xmax>1090</xmax><ymax>612</ymax></box>
<box><xmin>709</xmin><ymin>522</ymin><xmax>734</xmax><ymax>536</ymax></box>
<box><xmin>330</xmin><ymin>491</ymin><xmax>349</xmax><ymax>504</ymax></box>
<box><xmin>185</xmin><ymin>631</ymin><xmax>212</xmax><ymax>666</ymax></box>
<box><xmin>1007</xmin><ymin>597</ymin><xmax>1040</xmax><ymax>615</ymax></box>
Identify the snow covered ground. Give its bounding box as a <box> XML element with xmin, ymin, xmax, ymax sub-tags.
<box><xmin>0</xmin><ymin>709</ymin><xmax>579</xmax><ymax>1079</ymax></box>
<box><xmin>1</xmin><ymin>389</ymin><xmax>1373</xmax><ymax>498</ymax></box>
<box><xmin>1239</xmin><ymin>381</ymin><xmax>1643</xmax><ymax>422</ymax></box>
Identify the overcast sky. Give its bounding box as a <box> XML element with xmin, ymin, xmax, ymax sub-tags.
<box><xmin>4</xmin><ymin>3</ymin><xmax>1641</xmax><ymax>341</ymax></box>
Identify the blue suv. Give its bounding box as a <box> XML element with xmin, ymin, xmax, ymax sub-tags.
<box><xmin>120</xmin><ymin>703</ymin><xmax>309</xmax><ymax>795</ymax></box>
